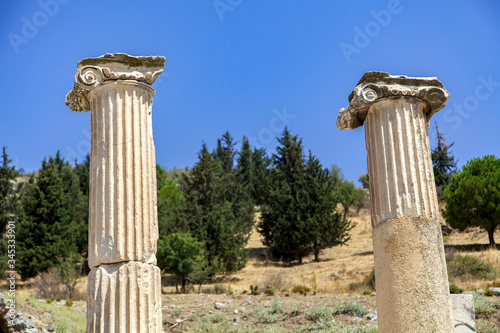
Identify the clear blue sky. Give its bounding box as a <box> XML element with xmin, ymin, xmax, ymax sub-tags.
<box><xmin>1</xmin><ymin>0</ymin><xmax>499</xmax><ymax>184</ymax></box>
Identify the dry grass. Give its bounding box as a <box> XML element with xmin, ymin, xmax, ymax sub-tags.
<box><xmin>220</xmin><ymin>213</ymin><xmax>375</xmax><ymax>294</ymax></box>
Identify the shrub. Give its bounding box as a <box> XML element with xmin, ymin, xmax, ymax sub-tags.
<box><xmin>35</xmin><ymin>268</ymin><xmax>67</xmax><ymax>300</ymax></box>
<box><xmin>484</xmin><ymin>289</ymin><xmax>494</xmax><ymax>297</ymax></box>
<box><xmin>449</xmin><ymin>284</ymin><xmax>464</xmax><ymax>294</ymax></box>
<box><xmin>333</xmin><ymin>302</ymin><xmax>367</xmax><ymax>317</ymax></box>
<box><xmin>241</xmin><ymin>289</ymin><xmax>248</xmax><ymax>294</ymax></box>
<box><xmin>250</xmin><ymin>285</ymin><xmax>260</xmax><ymax>295</ymax></box>
<box><xmin>292</xmin><ymin>284</ymin><xmax>311</xmax><ymax>295</ymax></box>
<box><xmin>65</xmin><ymin>299</ymin><xmax>73</xmax><ymax>307</ymax></box>
<box><xmin>473</xmin><ymin>294</ymin><xmax>497</xmax><ymax>316</ymax></box>
<box><xmin>447</xmin><ymin>254</ymin><xmax>498</xmax><ymax>280</ymax></box>
<box><xmin>264</xmin><ymin>285</ymin><xmax>275</xmax><ymax>296</ymax></box>
<box><xmin>290</xmin><ymin>304</ymin><xmax>302</xmax><ymax>316</ymax></box>
<box><xmin>306</xmin><ymin>304</ymin><xmax>333</xmax><ymax>323</ymax></box>
<box><xmin>253</xmin><ymin>299</ymin><xmax>284</xmax><ymax>324</ymax></box>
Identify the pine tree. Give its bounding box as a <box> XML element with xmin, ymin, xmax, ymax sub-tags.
<box><xmin>432</xmin><ymin>122</ymin><xmax>457</xmax><ymax>201</ymax></box>
<box><xmin>253</xmin><ymin>147</ymin><xmax>271</xmax><ymax>206</ymax></box>
<box><xmin>236</xmin><ymin>137</ymin><xmax>255</xmax><ymax>200</ymax></box>
<box><xmin>258</xmin><ymin>129</ymin><xmax>353</xmax><ymax>263</ymax></box>
<box><xmin>157</xmin><ymin>165</ymin><xmax>188</xmax><ymax>238</ymax></box>
<box><xmin>258</xmin><ymin>128</ymin><xmax>311</xmax><ymax>263</ymax></box>
<box><xmin>304</xmin><ymin>153</ymin><xmax>353</xmax><ymax>261</ymax></box>
<box><xmin>17</xmin><ymin>152</ymin><xmax>87</xmax><ymax>279</ymax></box>
<box><xmin>215</xmin><ymin>131</ymin><xmax>237</xmax><ymax>173</ymax></box>
<box><xmin>0</xmin><ymin>147</ymin><xmax>20</xmax><ymax>275</ymax></box>
<box><xmin>181</xmin><ymin>143</ymin><xmax>253</xmax><ymax>274</ymax></box>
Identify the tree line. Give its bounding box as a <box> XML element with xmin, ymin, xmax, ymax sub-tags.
<box><xmin>0</xmin><ymin>128</ymin><xmax>366</xmax><ymax>291</ymax></box>
<box><xmin>2</xmin><ymin>123</ymin><xmax>498</xmax><ymax>294</ymax></box>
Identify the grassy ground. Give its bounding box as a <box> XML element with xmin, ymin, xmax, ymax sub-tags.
<box><xmin>7</xmin><ymin>212</ymin><xmax>500</xmax><ymax>332</ymax></box>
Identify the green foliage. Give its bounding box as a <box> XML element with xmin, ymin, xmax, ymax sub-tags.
<box><xmin>181</xmin><ymin>138</ymin><xmax>254</xmax><ymax>275</ymax></box>
<box><xmin>432</xmin><ymin>123</ymin><xmax>457</xmax><ymax>201</ymax></box>
<box><xmin>306</xmin><ymin>304</ymin><xmax>333</xmax><ymax>323</ymax></box>
<box><xmin>292</xmin><ymin>284</ymin><xmax>310</xmax><ymax>295</ymax></box>
<box><xmin>252</xmin><ymin>147</ymin><xmax>272</xmax><ymax>206</ymax></box>
<box><xmin>264</xmin><ymin>285</ymin><xmax>275</xmax><ymax>295</ymax></box>
<box><xmin>156</xmin><ymin>166</ymin><xmax>188</xmax><ymax>237</ymax></box>
<box><xmin>476</xmin><ymin>319</ymin><xmax>499</xmax><ymax>333</ymax></box>
<box><xmin>290</xmin><ymin>304</ymin><xmax>302</xmax><ymax>316</ymax></box>
<box><xmin>258</xmin><ymin>129</ymin><xmax>353</xmax><ymax>263</ymax></box>
<box><xmin>333</xmin><ymin>302</ymin><xmax>367</xmax><ymax>317</ymax></box>
<box><xmin>473</xmin><ymin>294</ymin><xmax>497</xmax><ymax>316</ymax></box>
<box><xmin>58</xmin><ymin>252</ymin><xmax>83</xmax><ymax>300</ymax></box>
<box><xmin>0</xmin><ymin>147</ymin><xmax>21</xmax><ymax>276</ymax></box>
<box><xmin>443</xmin><ymin>155</ymin><xmax>500</xmax><ymax>246</ymax></box>
<box><xmin>250</xmin><ymin>284</ymin><xmax>260</xmax><ymax>295</ymax></box>
<box><xmin>362</xmin><ymin>290</ymin><xmax>372</xmax><ymax>295</ymax></box>
<box><xmin>157</xmin><ymin>233</ymin><xmax>206</xmax><ymax>293</ymax></box>
<box><xmin>446</xmin><ymin>254</ymin><xmax>498</xmax><ymax>280</ymax></box>
<box><xmin>449</xmin><ymin>284</ymin><xmax>464</xmax><ymax>294</ymax></box>
<box><xmin>358</xmin><ymin>173</ymin><xmax>369</xmax><ymax>190</ymax></box>
<box><xmin>17</xmin><ymin>152</ymin><xmax>88</xmax><ymax>279</ymax></box>
<box><xmin>236</xmin><ymin>136</ymin><xmax>255</xmax><ymax>198</ymax></box>
<box><xmin>252</xmin><ymin>299</ymin><xmax>285</xmax><ymax>324</ymax></box>
<box><xmin>484</xmin><ymin>289</ymin><xmax>494</xmax><ymax>297</ymax></box>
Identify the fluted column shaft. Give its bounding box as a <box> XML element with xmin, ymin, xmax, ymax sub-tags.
<box><xmin>366</xmin><ymin>98</ymin><xmax>440</xmax><ymax>227</ymax></box>
<box><xmin>366</xmin><ymin>98</ymin><xmax>452</xmax><ymax>333</ymax></box>
<box><xmin>336</xmin><ymin>72</ymin><xmax>453</xmax><ymax>333</ymax></box>
<box><xmin>89</xmin><ymin>81</ymin><xmax>158</xmax><ymax>269</ymax></box>
<box><xmin>66</xmin><ymin>53</ymin><xmax>165</xmax><ymax>333</ymax></box>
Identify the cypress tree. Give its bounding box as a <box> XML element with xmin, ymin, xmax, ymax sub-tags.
<box><xmin>253</xmin><ymin>147</ymin><xmax>271</xmax><ymax>206</ymax></box>
<box><xmin>432</xmin><ymin>122</ymin><xmax>457</xmax><ymax>201</ymax></box>
<box><xmin>258</xmin><ymin>128</ymin><xmax>311</xmax><ymax>263</ymax></box>
<box><xmin>17</xmin><ymin>152</ymin><xmax>87</xmax><ymax>279</ymax></box>
<box><xmin>181</xmin><ymin>142</ymin><xmax>253</xmax><ymax>274</ymax></box>
<box><xmin>236</xmin><ymin>137</ymin><xmax>255</xmax><ymax>200</ymax></box>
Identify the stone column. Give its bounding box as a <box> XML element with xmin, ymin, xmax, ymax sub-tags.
<box><xmin>66</xmin><ymin>53</ymin><xmax>164</xmax><ymax>333</ymax></box>
<box><xmin>337</xmin><ymin>72</ymin><xmax>453</xmax><ymax>332</ymax></box>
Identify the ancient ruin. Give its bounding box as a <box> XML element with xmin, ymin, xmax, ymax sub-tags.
<box><xmin>337</xmin><ymin>71</ymin><xmax>453</xmax><ymax>332</ymax></box>
<box><xmin>66</xmin><ymin>53</ymin><xmax>164</xmax><ymax>332</ymax></box>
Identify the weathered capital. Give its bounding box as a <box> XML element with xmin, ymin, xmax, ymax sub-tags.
<box><xmin>65</xmin><ymin>53</ymin><xmax>165</xmax><ymax>112</ymax></box>
<box><xmin>336</xmin><ymin>71</ymin><xmax>449</xmax><ymax>130</ymax></box>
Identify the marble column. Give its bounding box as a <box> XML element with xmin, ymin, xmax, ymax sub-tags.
<box><xmin>66</xmin><ymin>53</ymin><xmax>164</xmax><ymax>332</ymax></box>
<box><xmin>337</xmin><ymin>72</ymin><xmax>453</xmax><ymax>332</ymax></box>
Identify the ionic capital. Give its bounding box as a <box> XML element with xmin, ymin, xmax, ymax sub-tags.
<box><xmin>65</xmin><ymin>53</ymin><xmax>165</xmax><ymax>112</ymax></box>
<box><xmin>336</xmin><ymin>71</ymin><xmax>450</xmax><ymax>130</ymax></box>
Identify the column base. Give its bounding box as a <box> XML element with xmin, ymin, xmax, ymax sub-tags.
<box><xmin>87</xmin><ymin>261</ymin><xmax>162</xmax><ymax>333</ymax></box>
<box><xmin>373</xmin><ymin>216</ymin><xmax>453</xmax><ymax>333</ymax></box>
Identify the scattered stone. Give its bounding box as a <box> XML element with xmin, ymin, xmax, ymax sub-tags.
<box><xmin>234</xmin><ymin>309</ymin><xmax>238</xmax><ymax>314</ymax></box>
<box><xmin>214</xmin><ymin>302</ymin><xmax>225</xmax><ymax>310</ymax></box>
<box><xmin>170</xmin><ymin>305</ymin><xmax>176</xmax><ymax>308</ymax></box>
<box><xmin>233</xmin><ymin>317</ymin><xmax>240</xmax><ymax>324</ymax></box>
<box><xmin>15</xmin><ymin>321</ymin><xmax>27</xmax><ymax>331</ymax></box>
<box><xmin>47</xmin><ymin>324</ymin><xmax>56</xmax><ymax>332</ymax></box>
<box><xmin>27</xmin><ymin>320</ymin><xmax>36</xmax><ymax>328</ymax></box>
<box><xmin>370</xmin><ymin>292</ymin><xmax>376</xmax><ymax>296</ymax></box>
<box><xmin>246</xmin><ymin>300</ymin><xmax>252</xmax><ymax>305</ymax></box>
<box><xmin>26</xmin><ymin>329</ymin><xmax>38</xmax><ymax>333</ymax></box>
<box><xmin>366</xmin><ymin>312</ymin><xmax>378</xmax><ymax>321</ymax></box>
<box><xmin>475</xmin><ymin>289</ymin><xmax>484</xmax><ymax>295</ymax></box>
<box><xmin>28</xmin><ymin>315</ymin><xmax>34</xmax><ymax>319</ymax></box>
<box><xmin>488</xmin><ymin>287</ymin><xmax>500</xmax><ymax>296</ymax></box>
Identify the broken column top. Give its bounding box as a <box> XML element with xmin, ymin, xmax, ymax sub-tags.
<box><xmin>66</xmin><ymin>53</ymin><xmax>165</xmax><ymax>112</ymax></box>
<box><xmin>336</xmin><ymin>71</ymin><xmax>449</xmax><ymax>130</ymax></box>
